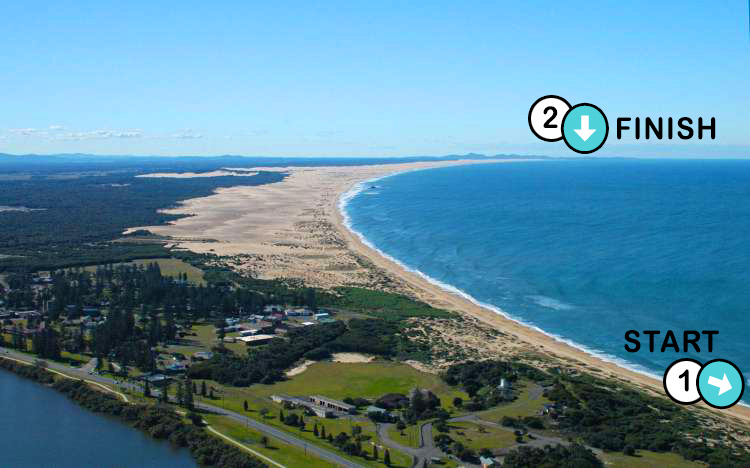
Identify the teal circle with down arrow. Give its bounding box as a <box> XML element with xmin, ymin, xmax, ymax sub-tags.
<box><xmin>697</xmin><ymin>359</ymin><xmax>745</xmax><ymax>409</ymax></box>
<box><xmin>562</xmin><ymin>103</ymin><xmax>608</xmax><ymax>154</ymax></box>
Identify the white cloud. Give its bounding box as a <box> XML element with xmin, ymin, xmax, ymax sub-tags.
<box><xmin>173</xmin><ymin>130</ymin><xmax>203</xmax><ymax>139</ymax></box>
<box><xmin>9</xmin><ymin>128</ymin><xmax>44</xmax><ymax>136</ymax></box>
<box><xmin>49</xmin><ymin>125</ymin><xmax>65</xmax><ymax>131</ymax></box>
<box><xmin>56</xmin><ymin>130</ymin><xmax>143</xmax><ymax>141</ymax></box>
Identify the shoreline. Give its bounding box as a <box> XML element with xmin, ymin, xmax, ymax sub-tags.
<box><xmin>329</xmin><ymin>162</ymin><xmax>750</xmax><ymax>423</ymax></box>
<box><xmin>132</xmin><ymin>159</ymin><xmax>750</xmax><ymax>424</ymax></box>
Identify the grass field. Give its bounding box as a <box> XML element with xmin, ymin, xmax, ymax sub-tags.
<box><xmin>193</xmin><ymin>360</ymin><xmax>469</xmax><ymax>468</ymax></box>
<box><xmin>601</xmin><ymin>450</ymin><xmax>706</xmax><ymax>467</ymax></box>
<box><xmin>437</xmin><ymin>421</ymin><xmax>516</xmax><ymax>452</ymax></box>
<box><xmin>475</xmin><ymin>380</ymin><xmax>550</xmax><ymax>421</ymax></box>
<box><xmin>387</xmin><ymin>424</ymin><xmax>421</xmax><ymax>449</ymax></box>
<box><xmin>77</xmin><ymin>257</ymin><xmax>205</xmax><ymax>284</ymax></box>
<box><xmin>202</xmin><ymin>414</ymin><xmax>333</xmax><ymax>468</ymax></box>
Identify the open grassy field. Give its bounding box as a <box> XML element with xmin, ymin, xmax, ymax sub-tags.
<box><xmin>601</xmin><ymin>450</ymin><xmax>706</xmax><ymax>467</ymax></box>
<box><xmin>193</xmin><ymin>360</ymin><xmax>468</xmax><ymax>468</ymax></box>
<box><xmin>161</xmin><ymin>323</ymin><xmax>246</xmax><ymax>358</ymax></box>
<box><xmin>437</xmin><ymin>421</ymin><xmax>516</xmax><ymax>452</ymax></box>
<box><xmin>196</xmin><ymin>396</ymin><xmax>412</xmax><ymax>468</ymax></box>
<box><xmin>387</xmin><ymin>424</ymin><xmax>421</xmax><ymax>449</ymax></box>
<box><xmin>244</xmin><ymin>361</ymin><xmax>466</xmax><ymax>405</ymax></box>
<box><xmin>77</xmin><ymin>257</ymin><xmax>205</xmax><ymax>284</ymax></box>
<box><xmin>202</xmin><ymin>414</ymin><xmax>333</xmax><ymax>468</ymax></box>
<box><xmin>475</xmin><ymin>380</ymin><xmax>550</xmax><ymax>421</ymax></box>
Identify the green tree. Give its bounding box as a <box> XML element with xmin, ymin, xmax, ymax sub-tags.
<box><xmin>243</xmin><ymin>400</ymin><xmax>248</xmax><ymax>411</ymax></box>
<box><xmin>201</xmin><ymin>380</ymin><xmax>207</xmax><ymax>397</ymax></box>
<box><xmin>384</xmin><ymin>449</ymin><xmax>391</xmax><ymax>466</ymax></box>
<box><xmin>144</xmin><ymin>380</ymin><xmax>151</xmax><ymax>397</ymax></box>
<box><xmin>176</xmin><ymin>381</ymin><xmax>185</xmax><ymax>406</ymax></box>
<box><xmin>184</xmin><ymin>378</ymin><xmax>194</xmax><ymax>409</ymax></box>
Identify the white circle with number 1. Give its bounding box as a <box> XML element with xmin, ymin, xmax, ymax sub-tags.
<box><xmin>663</xmin><ymin>358</ymin><xmax>702</xmax><ymax>405</ymax></box>
<box><xmin>528</xmin><ymin>95</ymin><xmax>571</xmax><ymax>142</ymax></box>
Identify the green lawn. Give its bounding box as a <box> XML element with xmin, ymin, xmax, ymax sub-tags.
<box><xmin>437</xmin><ymin>421</ymin><xmax>517</xmax><ymax>452</ymax></box>
<box><xmin>242</xmin><ymin>361</ymin><xmax>466</xmax><ymax>407</ymax></box>
<box><xmin>601</xmin><ymin>450</ymin><xmax>706</xmax><ymax>467</ymax></box>
<box><xmin>77</xmin><ymin>257</ymin><xmax>205</xmax><ymax>285</ymax></box>
<box><xmin>192</xmin><ymin>360</ymin><xmax>469</xmax><ymax>468</ymax></box>
<box><xmin>475</xmin><ymin>380</ymin><xmax>550</xmax><ymax>421</ymax></box>
<box><xmin>387</xmin><ymin>424</ymin><xmax>421</xmax><ymax>449</ymax></box>
<box><xmin>202</xmin><ymin>414</ymin><xmax>333</xmax><ymax>468</ymax></box>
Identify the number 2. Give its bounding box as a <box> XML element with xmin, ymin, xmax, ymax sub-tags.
<box><xmin>543</xmin><ymin>106</ymin><xmax>558</xmax><ymax>128</ymax></box>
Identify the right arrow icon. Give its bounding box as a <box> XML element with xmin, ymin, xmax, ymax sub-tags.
<box><xmin>707</xmin><ymin>374</ymin><xmax>733</xmax><ymax>395</ymax></box>
<box><xmin>574</xmin><ymin>115</ymin><xmax>596</xmax><ymax>141</ymax></box>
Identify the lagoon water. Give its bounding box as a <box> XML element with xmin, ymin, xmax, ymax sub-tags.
<box><xmin>0</xmin><ymin>369</ymin><xmax>195</xmax><ymax>467</ymax></box>
<box><xmin>345</xmin><ymin>160</ymin><xmax>750</xmax><ymax>395</ymax></box>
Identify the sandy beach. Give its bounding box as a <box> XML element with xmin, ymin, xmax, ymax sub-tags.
<box><xmin>129</xmin><ymin>159</ymin><xmax>750</xmax><ymax>425</ymax></box>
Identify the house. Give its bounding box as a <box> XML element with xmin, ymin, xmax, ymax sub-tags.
<box><xmin>164</xmin><ymin>363</ymin><xmax>187</xmax><ymax>374</ymax></box>
<box><xmin>192</xmin><ymin>351</ymin><xmax>214</xmax><ymax>361</ymax></box>
<box><xmin>309</xmin><ymin>395</ymin><xmax>354</xmax><ymax>414</ymax></box>
<box><xmin>365</xmin><ymin>406</ymin><xmax>389</xmax><ymax>416</ymax></box>
<box><xmin>140</xmin><ymin>373</ymin><xmax>171</xmax><ymax>387</ymax></box>
<box><xmin>238</xmin><ymin>334</ymin><xmax>276</xmax><ymax>346</ymax></box>
<box><xmin>480</xmin><ymin>456</ymin><xmax>498</xmax><ymax>467</ymax></box>
<box><xmin>263</xmin><ymin>305</ymin><xmax>285</xmax><ymax>314</ymax></box>
<box><xmin>81</xmin><ymin>307</ymin><xmax>100</xmax><ymax>317</ymax></box>
<box><xmin>271</xmin><ymin>395</ymin><xmax>334</xmax><ymax>418</ymax></box>
<box><xmin>541</xmin><ymin>403</ymin><xmax>559</xmax><ymax>416</ymax></box>
<box><xmin>285</xmin><ymin>307</ymin><xmax>313</xmax><ymax>317</ymax></box>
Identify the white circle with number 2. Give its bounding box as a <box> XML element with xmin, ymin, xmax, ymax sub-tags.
<box><xmin>529</xmin><ymin>96</ymin><xmax>570</xmax><ymax>141</ymax></box>
<box><xmin>664</xmin><ymin>359</ymin><xmax>702</xmax><ymax>404</ymax></box>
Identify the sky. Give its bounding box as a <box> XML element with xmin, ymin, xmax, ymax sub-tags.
<box><xmin>1</xmin><ymin>1</ymin><xmax>748</xmax><ymax>158</ymax></box>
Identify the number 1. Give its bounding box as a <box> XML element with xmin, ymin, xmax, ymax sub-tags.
<box><xmin>679</xmin><ymin>369</ymin><xmax>690</xmax><ymax>392</ymax></box>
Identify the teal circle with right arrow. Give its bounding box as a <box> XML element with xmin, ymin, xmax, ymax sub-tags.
<box><xmin>562</xmin><ymin>103</ymin><xmax>608</xmax><ymax>154</ymax></box>
<box><xmin>697</xmin><ymin>359</ymin><xmax>745</xmax><ymax>409</ymax></box>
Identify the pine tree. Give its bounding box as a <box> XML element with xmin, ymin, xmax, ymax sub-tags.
<box><xmin>176</xmin><ymin>381</ymin><xmax>184</xmax><ymax>406</ymax></box>
<box><xmin>201</xmin><ymin>380</ymin><xmax>207</xmax><ymax>397</ymax></box>
<box><xmin>313</xmin><ymin>424</ymin><xmax>319</xmax><ymax>437</ymax></box>
<box><xmin>373</xmin><ymin>445</ymin><xmax>379</xmax><ymax>460</ymax></box>
<box><xmin>209</xmin><ymin>388</ymin><xmax>214</xmax><ymax>399</ymax></box>
<box><xmin>384</xmin><ymin>449</ymin><xmax>391</xmax><ymax>466</ymax></box>
<box><xmin>279</xmin><ymin>409</ymin><xmax>284</xmax><ymax>421</ymax></box>
<box><xmin>244</xmin><ymin>400</ymin><xmax>249</xmax><ymax>411</ymax></box>
<box><xmin>144</xmin><ymin>380</ymin><xmax>151</xmax><ymax>397</ymax></box>
<box><xmin>321</xmin><ymin>426</ymin><xmax>326</xmax><ymax>438</ymax></box>
<box><xmin>184</xmin><ymin>378</ymin><xmax>194</xmax><ymax>409</ymax></box>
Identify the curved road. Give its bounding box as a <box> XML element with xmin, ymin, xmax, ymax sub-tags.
<box><xmin>0</xmin><ymin>347</ymin><xmax>363</xmax><ymax>468</ymax></box>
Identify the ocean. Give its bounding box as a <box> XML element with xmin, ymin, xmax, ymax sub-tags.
<box><xmin>343</xmin><ymin>159</ymin><xmax>750</xmax><ymax>395</ymax></box>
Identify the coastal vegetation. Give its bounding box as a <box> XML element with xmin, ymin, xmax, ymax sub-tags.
<box><xmin>0</xmin><ymin>169</ymin><xmax>284</xmax><ymax>272</ymax></box>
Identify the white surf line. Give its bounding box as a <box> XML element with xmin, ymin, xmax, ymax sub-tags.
<box><xmin>0</xmin><ymin>355</ymin><xmax>129</xmax><ymax>403</ymax></box>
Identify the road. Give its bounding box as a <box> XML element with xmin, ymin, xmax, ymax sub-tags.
<box><xmin>0</xmin><ymin>347</ymin><xmax>364</xmax><ymax>468</ymax></box>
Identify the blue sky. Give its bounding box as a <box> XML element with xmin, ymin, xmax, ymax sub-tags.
<box><xmin>1</xmin><ymin>1</ymin><xmax>748</xmax><ymax>157</ymax></box>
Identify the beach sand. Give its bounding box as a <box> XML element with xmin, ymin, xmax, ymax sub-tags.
<box><xmin>129</xmin><ymin>159</ymin><xmax>750</xmax><ymax>425</ymax></box>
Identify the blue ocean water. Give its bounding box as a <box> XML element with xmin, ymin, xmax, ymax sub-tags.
<box><xmin>344</xmin><ymin>160</ymin><xmax>750</xmax><ymax>393</ymax></box>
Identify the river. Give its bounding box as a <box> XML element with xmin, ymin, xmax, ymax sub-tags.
<box><xmin>0</xmin><ymin>369</ymin><xmax>195</xmax><ymax>467</ymax></box>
